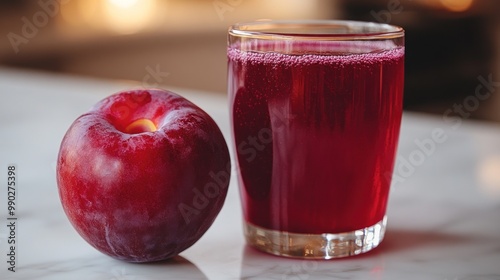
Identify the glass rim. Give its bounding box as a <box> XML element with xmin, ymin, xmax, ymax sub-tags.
<box><xmin>229</xmin><ymin>20</ymin><xmax>404</xmax><ymax>41</ymax></box>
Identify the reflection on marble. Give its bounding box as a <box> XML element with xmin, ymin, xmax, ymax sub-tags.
<box><xmin>1</xmin><ymin>67</ymin><xmax>500</xmax><ymax>279</ymax></box>
<box><xmin>241</xmin><ymin>245</ymin><xmax>384</xmax><ymax>279</ymax></box>
<box><xmin>13</xmin><ymin>256</ymin><xmax>208</xmax><ymax>280</ymax></box>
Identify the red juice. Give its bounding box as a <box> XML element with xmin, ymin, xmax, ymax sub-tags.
<box><xmin>228</xmin><ymin>43</ymin><xmax>404</xmax><ymax>234</ymax></box>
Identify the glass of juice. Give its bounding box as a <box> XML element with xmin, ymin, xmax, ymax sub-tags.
<box><xmin>227</xmin><ymin>20</ymin><xmax>404</xmax><ymax>259</ymax></box>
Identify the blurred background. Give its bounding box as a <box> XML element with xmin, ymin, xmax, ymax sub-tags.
<box><xmin>0</xmin><ymin>0</ymin><xmax>499</xmax><ymax>122</ymax></box>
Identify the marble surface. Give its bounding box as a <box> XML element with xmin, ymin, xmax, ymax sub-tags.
<box><xmin>1</xmin><ymin>67</ymin><xmax>500</xmax><ymax>279</ymax></box>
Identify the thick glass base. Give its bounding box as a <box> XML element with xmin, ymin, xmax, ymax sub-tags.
<box><xmin>244</xmin><ymin>216</ymin><xmax>387</xmax><ymax>259</ymax></box>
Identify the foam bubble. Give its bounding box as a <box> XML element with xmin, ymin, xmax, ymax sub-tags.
<box><xmin>228</xmin><ymin>42</ymin><xmax>404</xmax><ymax>68</ymax></box>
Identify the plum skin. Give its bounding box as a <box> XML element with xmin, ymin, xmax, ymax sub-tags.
<box><xmin>56</xmin><ymin>89</ymin><xmax>230</xmax><ymax>262</ymax></box>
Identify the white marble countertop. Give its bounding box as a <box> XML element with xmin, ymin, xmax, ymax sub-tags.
<box><xmin>1</xmin><ymin>67</ymin><xmax>500</xmax><ymax>280</ymax></box>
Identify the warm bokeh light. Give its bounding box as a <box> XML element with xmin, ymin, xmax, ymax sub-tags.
<box><xmin>108</xmin><ymin>0</ymin><xmax>141</xmax><ymax>9</ymax></box>
<box><xmin>478</xmin><ymin>156</ymin><xmax>500</xmax><ymax>198</ymax></box>
<box><xmin>78</xmin><ymin>0</ymin><xmax>99</xmax><ymax>27</ymax></box>
<box><xmin>59</xmin><ymin>0</ymin><xmax>329</xmax><ymax>35</ymax></box>
<box><xmin>104</xmin><ymin>0</ymin><xmax>157</xmax><ymax>34</ymax></box>
<box><xmin>263</xmin><ymin>0</ymin><xmax>318</xmax><ymax>19</ymax></box>
<box><xmin>439</xmin><ymin>0</ymin><xmax>474</xmax><ymax>12</ymax></box>
<box><xmin>59</xmin><ymin>0</ymin><xmax>95</xmax><ymax>26</ymax></box>
<box><xmin>60</xmin><ymin>0</ymin><xmax>157</xmax><ymax>34</ymax></box>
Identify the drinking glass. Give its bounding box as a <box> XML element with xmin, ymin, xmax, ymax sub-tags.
<box><xmin>227</xmin><ymin>20</ymin><xmax>404</xmax><ymax>259</ymax></box>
